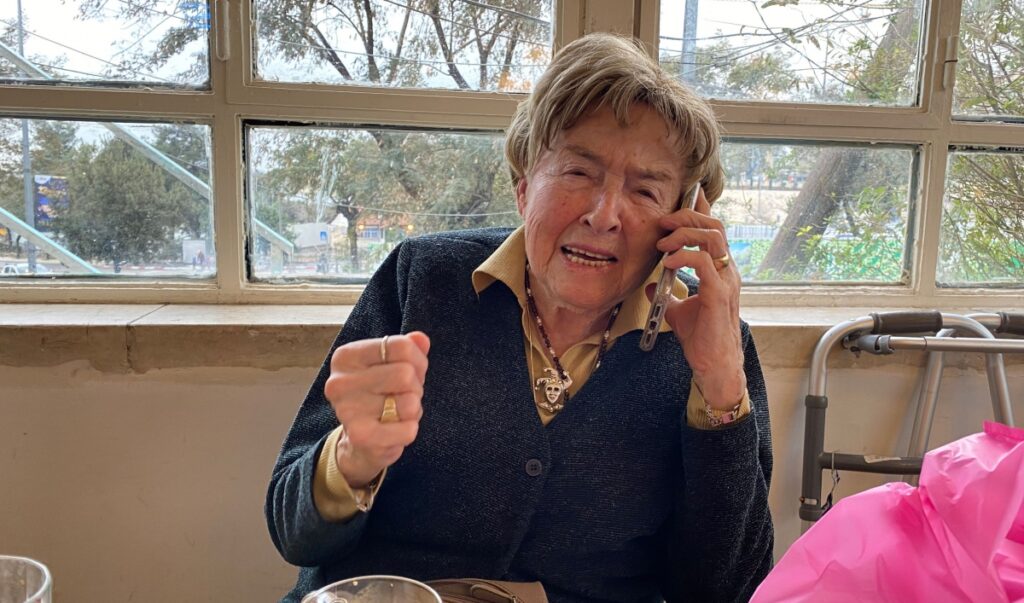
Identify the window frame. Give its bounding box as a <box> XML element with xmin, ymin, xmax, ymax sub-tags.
<box><xmin>644</xmin><ymin>0</ymin><xmax>1023</xmax><ymax>307</ymax></box>
<box><xmin>0</xmin><ymin>0</ymin><xmax>1020</xmax><ymax>308</ymax></box>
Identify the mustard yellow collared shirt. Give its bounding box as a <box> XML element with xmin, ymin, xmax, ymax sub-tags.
<box><xmin>313</xmin><ymin>226</ymin><xmax>750</xmax><ymax>521</ymax></box>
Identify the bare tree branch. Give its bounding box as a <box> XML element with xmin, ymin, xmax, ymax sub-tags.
<box><xmin>386</xmin><ymin>4</ymin><xmax>412</xmax><ymax>84</ymax></box>
<box><xmin>361</xmin><ymin>0</ymin><xmax>381</xmax><ymax>82</ymax></box>
<box><xmin>305</xmin><ymin>19</ymin><xmax>353</xmax><ymax>80</ymax></box>
<box><xmin>427</xmin><ymin>0</ymin><xmax>471</xmax><ymax>89</ymax></box>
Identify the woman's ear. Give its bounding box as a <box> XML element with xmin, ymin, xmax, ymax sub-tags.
<box><xmin>695</xmin><ymin>185</ymin><xmax>712</xmax><ymax>216</ymax></box>
<box><xmin>515</xmin><ymin>178</ymin><xmax>528</xmax><ymax>217</ymax></box>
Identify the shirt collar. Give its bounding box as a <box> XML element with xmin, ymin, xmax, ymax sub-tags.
<box><xmin>472</xmin><ymin>226</ymin><xmax>687</xmax><ymax>338</ymax></box>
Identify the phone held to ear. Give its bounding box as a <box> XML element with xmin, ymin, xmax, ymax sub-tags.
<box><xmin>639</xmin><ymin>183</ymin><xmax>701</xmax><ymax>352</ymax></box>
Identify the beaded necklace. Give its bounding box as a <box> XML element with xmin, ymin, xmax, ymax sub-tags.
<box><xmin>524</xmin><ymin>265</ymin><xmax>621</xmax><ymax>414</ymax></box>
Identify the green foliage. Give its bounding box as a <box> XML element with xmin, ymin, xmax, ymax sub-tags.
<box><xmin>955</xmin><ymin>0</ymin><xmax>1024</xmax><ymax>116</ymax></box>
<box><xmin>804</xmin><ymin>237</ymin><xmax>905</xmax><ymax>281</ymax></box>
<box><xmin>661</xmin><ymin>41</ymin><xmax>812</xmax><ymax>100</ymax></box>
<box><xmin>0</xmin><ymin>120</ymin><xmax>89</xmax><ymax>250</ymax></box>
<box><xmin>251</xmin><ymin>126</ymin><xmax>518</xmax><ymax>272</ymax></box>
<box><xmin>941</xmin><ymin>0</ymin><xmax>1024</xmax><ymax>283</ymax></box>
<box><xmin>939</xmin><ymin>153</ymin><xmax>1024</xmax><ymax>284</ymax></box>
<box><xmin>151</xmin><ymin>124</ymin><xmax>211</xmax><ymax>239</ymax></box>
<box><xmin>0</xmin><ymin>120</ymin><xmax>23</xmax><ymax>219</ymax></box>
<box><xmin>719</xmin><ymin>141</ymin><xmax>913</xmax><ymax>282</ymax></box>
<box><xmin>725</xmin><ymin>52</ymin><xmax>807</xmax><ymax>99</ymax></box>
<box><xmin>52</xmin><ymin>139</ymin><xmax>203</xmax><ymax>265</ymax></box>
<box><xmin>152</xmin><ymin>125</ymin><xmax>208</xmax><ymax>180</ymax></box>
<box><xmin>735</xmin><ymin>236</ymin><xmax>904</xmax><ymax>282</ymax></box>
<box><xmin>30</xmin><ymin>121</ymin><xmax>80</xmax><ymax>176</ymax></box>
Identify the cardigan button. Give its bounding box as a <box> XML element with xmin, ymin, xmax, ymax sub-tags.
<box><xmin>525</xmin><ymin>458</ymin><xmax>543</xmax><ymax>476</ymax></box>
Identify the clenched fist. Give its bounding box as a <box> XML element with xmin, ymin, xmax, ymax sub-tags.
<box><xmin>324</xmin><ymin>331</ymin><xmax>431</xmax><ymax>488</ymax></box>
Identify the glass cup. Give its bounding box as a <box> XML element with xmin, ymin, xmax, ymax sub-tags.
<box><xmin>0</xmin><ymin>556</ymin><xmax>52</xmax><ymax>603</ymax></box>
<box><xmin>301</xmin><ymin>575</ymin><xmax>441</xmax><ymax>603</ymax></box>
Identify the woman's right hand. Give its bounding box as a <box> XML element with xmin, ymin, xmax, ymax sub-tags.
<box><xmin>324</xmin><ymin>331</ymin><xmax>431</xmax><ymax>488</ymax></box>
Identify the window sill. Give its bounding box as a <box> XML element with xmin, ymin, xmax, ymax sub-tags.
<box><xmin>1</xmin><ymin>303</ymin><xmax>1020</xmax><ymax>373</ymax></box>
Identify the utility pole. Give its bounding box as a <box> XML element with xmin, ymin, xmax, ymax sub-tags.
<box><xmin>681</xmin><ymin>0</ymin><xmax>699</xmax><ymax>84</ymax></box>
<box><xmin>17</xmin><ymin>0</ymin><xmax>36</xmax><ymax>271</ymax></box>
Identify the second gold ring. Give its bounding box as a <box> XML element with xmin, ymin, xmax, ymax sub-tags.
<box><xmin>380</xmin><ymin>395</ymin><xmax>400</xmax><ymax>423</ymax></box>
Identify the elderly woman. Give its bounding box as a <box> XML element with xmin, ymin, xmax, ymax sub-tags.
<box><xmin>267</xmin><ymin>33</ymin><xmax>773</xmax><ymax>603</ymax></box>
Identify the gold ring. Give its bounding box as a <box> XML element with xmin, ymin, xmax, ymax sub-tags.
<box><xmin>379</xmin><ymin>335</ymin><xmax>390</xmax><ymax>364</ymax></box>
<box><xmin>380</xmin><ymin>395</ymin><xmax>399</xmax><ymax>423</ymax></box>
<box><xmin>713</xmin><ymin>254</ymin><xmax>731</xmax><ymax>270</ymax></box>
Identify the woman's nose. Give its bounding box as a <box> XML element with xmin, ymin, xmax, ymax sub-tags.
<box><xmin>582</xmin><ymin>184</ymin><xmax>624</xmax><ymax>232</ymax></box>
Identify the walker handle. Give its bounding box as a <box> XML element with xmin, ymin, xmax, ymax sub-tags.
<box><xmin>870</xmin><ymin>311</ymin><xmax>943</xmax><ymax>335</ymax></box>
<box><xmin>996</xmin><ymin>312</ymin><xmax>1024</xmax><ymax>336</ymax></box>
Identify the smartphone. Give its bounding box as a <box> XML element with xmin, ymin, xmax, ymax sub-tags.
<box><xmin>639</xmin><ymin>183</ymin><xmax>701</xmax><ymax>352</ymax></box>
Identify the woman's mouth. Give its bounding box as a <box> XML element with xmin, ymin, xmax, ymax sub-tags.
<box><xmin>562</xmin><ymin>245</ymin><xmax>617</xmax><ymax>267</ymax></box>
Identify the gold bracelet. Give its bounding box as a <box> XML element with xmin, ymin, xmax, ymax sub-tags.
<box><xmin>694</xmin><ymin>382</ymin><xmax>745</xmax><ymax>427</ymax></box>
<box><xmin>704</xmin><ymin>400</ymin><xmax>743</xmax><ymax>427</ymax></box>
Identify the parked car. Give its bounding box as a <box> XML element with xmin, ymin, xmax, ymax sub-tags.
<box><xmin>1</xmin><ymin>263</ymin><xmax>53</xmax><ymax>275</ymax></box>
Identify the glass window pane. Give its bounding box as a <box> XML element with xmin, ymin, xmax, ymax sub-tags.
<box><xmin>246</xmin><ymin>125</ymin><xmax>518</xmax><ymax>283</ymax></box>
<box><xmin>0</xmin><ymin>118</ymin><xmax>213</xmax><ymax>279</ymax></box>
<box><xmin>0</xmin><ymin>0</ymin><xmax>209</xmax><ymax>87</ymax></box>
<box><xmin>658</xmin><ymin>0</ymin><xmax>924</xmax><ymax>106</ymax></box>
<box><xmin>253</xmin><ymin>0</ymin><xmax>552</xmax><ymax>91</ymax></box>
<box><xmin>953</xmin><ymin>0</ymin><xmax>1024</xmax><ymax>119</ymax></box>
<box><xmin>938</xmin><ymin>150</ymin><xmax>1024</xmax><ymax>286</ymax></box>
<box><xmin>717</xmin><ymin>141</ymin><xmax>915</xmax><ymax>283</ymax></box>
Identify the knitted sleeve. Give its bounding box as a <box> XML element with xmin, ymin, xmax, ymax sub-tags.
<box><xmin>660</xmin><ymin>321</ymin><xmax>775</xmax><ymax>602</ymax></box>
<box><xmin>265</xmin><ymin>240</ymin><xmax>411</xmax><ymax>568</ymax></box>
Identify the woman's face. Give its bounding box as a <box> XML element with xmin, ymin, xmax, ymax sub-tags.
<box><xmin>517</xmin><ymin>103</ymin><xmax>685</xmax><ymax>317</ymax></box>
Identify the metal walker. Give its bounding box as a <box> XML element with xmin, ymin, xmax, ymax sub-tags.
<box><xmin>799</xmin><ymin>311</ymin><xmax>1024</xmax><ymax>522</ymax></box>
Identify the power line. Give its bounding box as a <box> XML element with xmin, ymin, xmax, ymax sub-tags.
<box><xmin>659</xmin><ymin>35</ymin><xmax>779</xmax><ymax>65</ymax></box>
<box><xmin>376</xmin><ymin>0</ymin><xmax>550</xmax><ymax>47</ymax></box>
<box><xmin>659</xmin><ymin>1</ymin><xmax>898</xmax><ymax>46</ymax></box>
<box><xmin>17</xmin><ymin>25</ymin><xmax>176</xmax><ymax>83</ymax></box>
<box><xmin>455</xmin><ymin>0</ymin><xmax>550</xmax><ymax>26</ymax></box>
<box><xmin>657</xmin><ymin>7</ymin><xmax>901</xmax><ymax>68</ymax></box>
<box><xmin>113</xmin><ymin>13</ymin><xmax>175</xmax><ymax>58</ymax></box>
<box><xmin>264</xmin><ymin>33</ymin><xmax>547</xmax><ymax>72</ymax></box>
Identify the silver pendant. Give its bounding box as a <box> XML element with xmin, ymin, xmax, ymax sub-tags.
<box><xmin>535</xmin><ymin>367</ymin><xmax>572</xmax><ymax>414</ymax></box>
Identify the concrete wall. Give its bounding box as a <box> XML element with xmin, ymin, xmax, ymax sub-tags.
<box><xmin>1</xmin><ymin>308</ymin><xmax>1021</xmax><ymax>601</ymax></box>
<box><xmin>1</xmin><ymin>364</ymin><xmax>304</xmax><ymax>601</ymax></box>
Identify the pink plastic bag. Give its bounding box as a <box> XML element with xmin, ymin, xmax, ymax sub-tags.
<box><xmin>752</xmin><ymin>421</ymin><xmax>1024</xmax><ymax>603</ymax></box>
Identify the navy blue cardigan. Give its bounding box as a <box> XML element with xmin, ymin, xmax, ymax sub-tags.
<box><xmin>267</xmin><ymin>228</ymin><xmax>773</xmax><ymax>602</ymax></box>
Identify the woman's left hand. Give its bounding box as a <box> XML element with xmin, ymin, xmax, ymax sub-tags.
<box><xmin>648</xmin><ymin>186</ymin><xmax>746</xmax><ymax>409</ymax></box>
